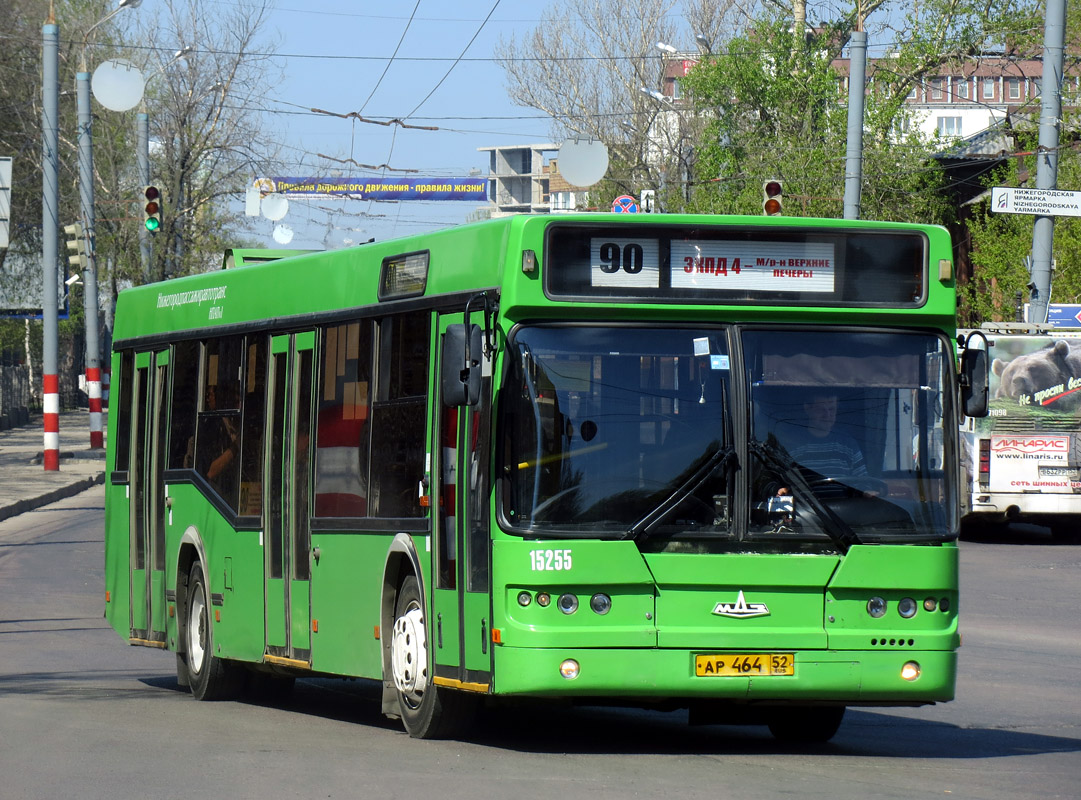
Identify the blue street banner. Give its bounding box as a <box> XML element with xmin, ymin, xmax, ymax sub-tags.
<box><xmin>263</xmin><ymin>177</ymin><xmax>487</xmax><ymax>201</ymax></box>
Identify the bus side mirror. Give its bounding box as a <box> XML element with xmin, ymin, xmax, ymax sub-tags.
<box><xmin>960</xmin><ymin>347</ymin><xmax>989</xmax><ymax>418</ymax></box>
<box><xmin>442</xmin><ymin>323</ymin><xmax>482</xmax><ymax>407</ymax></box>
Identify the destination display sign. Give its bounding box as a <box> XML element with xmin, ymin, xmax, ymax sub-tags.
<box><xmin>669</xmin><ymin>239</ymin><xmax>835</xmax><ymax>293</ymax></box>
<box><xmin>545</xmin><ymin>223</ymin><xmax>926</xmax><ymax>307</ymax></box>
<box><xmin>588</xmin><ymin>238</ymin><xmax>836</xmax><ymax>292</ymax></box>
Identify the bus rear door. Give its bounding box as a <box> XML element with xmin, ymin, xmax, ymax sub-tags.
<box><xmin>128</xmin><ymin>348</ymin><xmax>169</xmax><ymax>646</ymax></box>
<box><xmin>264</xmin><ymin>332</ymin><xmax>316</xmax><ymax>666</ymax></box>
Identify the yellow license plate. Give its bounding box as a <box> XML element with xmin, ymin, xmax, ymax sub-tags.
<box><xmin>695</xmin><ymin>653</ymin><xmax>794</xmax><ymax>677</ymax></box>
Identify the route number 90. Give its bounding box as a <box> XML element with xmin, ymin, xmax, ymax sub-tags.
<box><xmin>598</xmin><ymin>242</ymin><xmax>645</xmax><ymax>274</ymax></box>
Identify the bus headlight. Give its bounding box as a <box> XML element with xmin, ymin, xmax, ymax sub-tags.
<box><xmin>557</xmin><ymin>593</ymin><xmax>579</xmax><ymax>614</ymax></box>
<box><xmin>589</xmin><ymin>593</ymin><xmax>612</xmax><ymax>615</ymax></box>
<box><xmin>559</xmin><ymin>659</ymin><xmax>580</xmax><ymax>679</ymax></box>
<box><xmin>867</xmin><ymin>596</ymin><xmax>887</xmax><ymax>618</ymax></box>
<box><xmin>901</xmin><ymin>661</ymin><xmax>921</xmax><ymax>681</ymax></box>
<box><xmin>517</xmin><ymin>591</ymin><xmax>532</xmax><ymax>607</ymax></box>
<box><xmin>898</xmin><ymin>597</ymin><xmax>918</xmax><ymax>618</ymax></box>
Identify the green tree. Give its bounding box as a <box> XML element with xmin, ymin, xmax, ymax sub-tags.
<box><xmin>680</xmin><ymin>13</ymin><xmax>952</xmax><ymax>223</ymax></box>
<box><xmin>0</xmin><ymin>0</ymin><xmax>279</xmax><ymax>390</ymax></box>
<box><xmin>959</xmin><ymin>0</ymin><xmax>1081</xmax><ymax>326</ymax></box>
<box><xmin>962</xmin><ymin>132</ymin><xmax>1081</xmax><ymax>324</ymax></box>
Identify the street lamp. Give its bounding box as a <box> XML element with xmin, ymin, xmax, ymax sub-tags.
<box><xmin>656</xmin><ymin>41</ymin><xmax>677</xmax><ymax>54</ymax></box>
<box><xmin>77</xmin><ymin>0</ymin><xmax>141</xmax><ymax>450</ymax></box>
<box><xmin>639</xmin><ymin>86</ymin><xmax>670</xmax><ymax>104</ymax></box>
<box><xmin>695</xmin><ymin>34</ymin><xmax>712</xmax><ymax>54</ymax></box>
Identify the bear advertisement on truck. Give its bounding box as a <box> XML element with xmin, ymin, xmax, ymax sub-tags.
<box><xmin>960</xmin><ymin>324</ymin><xmax>1081</xmax><ymax>539</ymax></box>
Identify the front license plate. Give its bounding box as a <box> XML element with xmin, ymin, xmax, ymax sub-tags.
<box><xmin>695</xmin><ymin>653</ymin><xmax>794</xmax><ymax>677</ymax></box>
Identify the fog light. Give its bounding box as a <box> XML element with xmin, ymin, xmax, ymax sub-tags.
<box><xmin>557</xmin><ymin>593</ymin><xmax>579</xmax><ymax>614</ymax></box>
<box><xmin>901</xmin><ymin>661</ymin><xmax>921</xmax><ymax>681</ymax></box>
<box><xmin>898</xmin><ymin>597</ymin><xmax>918</xmax><ymax>618</ymax></box>
<box><xmin>559</xmin><ymin>659</ymin><xmax>580</xmax><ymax>679</ymax></box>
<box><xmin>923</xmin><ymin>597</ymin><xmax>937</xmax><ymax>612</ymax></box>
<box><xmin>537</xmin><ymin>592</ymin><xmax>551</xmax><ymax>607</ymax></box>
<box><xmin>867</xmin><ymin>596</ymin><xmax>887</xmax><ymax>618</ymax></box>
<box><xmin>589</xmin><ymin>593</ymin><xmax>612</xmax><ymax>615</ymax></box>
<box><xmin>517</xmin><ymin>591</ymin><xmax>532</xmax><ymax>607</ymax></box>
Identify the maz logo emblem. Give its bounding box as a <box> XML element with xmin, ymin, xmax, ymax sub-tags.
<box><xmin>712</xmin><ymin>590</ymin><xmax>770</xmax><ymax>618</ymax></box>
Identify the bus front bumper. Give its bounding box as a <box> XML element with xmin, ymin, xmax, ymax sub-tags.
<box><xmin>492</xmin><ymin>647</ymin><xmax>956</xmax><ymax>704</ymax></box>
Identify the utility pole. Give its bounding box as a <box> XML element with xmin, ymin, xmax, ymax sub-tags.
<box><xmin>1027</xmin><ymin>0</ymin><xmax>1068</xmax><ymax>324</ymax></box>
<box><xmin>76</xmin><ymin>63</ymin><xmax>104</xmax><ymax>449</ymax></box>
<box><xmin>41</xmin><ymin>6</ymin><xmax>60</xmax><ymax>471</ymax></box>
<box><xmin>137</xmin><ymin>110</ymin><xmax>151</xmax><ymax>281</ymax></box>
<box><xmin>75</xmin><ymin>0</ymin><xmax>140</xmax><ymax>447</ymax></box>
<box><xmin>842</xmin><ymin>19</ymin><xmax>868</xmax><ymax>220</ymax></box>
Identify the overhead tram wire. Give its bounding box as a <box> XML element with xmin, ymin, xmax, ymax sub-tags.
<box><xmin>403</xmin><ymin>0</ymin><xmax>503</xmax><ymax>119</ymax></box>
<box><xmin>0</xmin><ymin>23</ymin><xmax>1059</xmax><ymax>66</ymax></box>
<box><xmin>356</xmin><ymin>0</ymin><xmax>422</xmax><ymax>114</ymax></box>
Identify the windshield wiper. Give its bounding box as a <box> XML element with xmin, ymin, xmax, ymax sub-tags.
<box><xmin>748</xmin><ymin>440</ymin><xmax>861</xmax><ymax>551</ymax></box>
<box><xmin>627</xmin><ymin>445</ymin><xmax>738</xmax><ymax>541</ymax></box>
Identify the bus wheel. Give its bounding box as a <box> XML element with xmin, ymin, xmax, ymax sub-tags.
<box><xmin>767</xmin><ymin>706</ymin><xmax>845</xmax><ymax>743</ymax></box>
<box><xmin>391</xmin><ymin>575</ymin><xmax>476</xmax><ymax>739</ymax></box>
<box><xmin>184</xmin><ymin>563</ymin><xmax>242</xmax><ymax>701</ymax></box>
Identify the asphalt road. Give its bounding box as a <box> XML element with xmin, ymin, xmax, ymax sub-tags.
<box><xmin>1</xmin><ymin>487</ymin><xmax>1079</xmax><ymax>799</ymax></box>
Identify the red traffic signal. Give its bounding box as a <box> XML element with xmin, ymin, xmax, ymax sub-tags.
<box><xmin>762</xmin><ymin>180</ymin><xmax>783</xmax><ymax>216</ymax></box>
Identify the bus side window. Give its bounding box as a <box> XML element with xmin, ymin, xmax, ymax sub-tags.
<box><xmin>314</xmin><ymin>321</ymin><xmax>373</xmax><ymax>517</ymax></box>
<box><xmin>168</xmin><ymin>340</ymin><xmax>200</xmax><ymax>470</ymax></box>
<box><xmin>238</xmin><ymin>335</ymin><xmax>268</xmax><ymax>517</ymax></box>
<box><xmin>113</xmin><ymin>351</ymin><xmax>134</xmax><ymax>474</ymax></box>
<box><xmin>369</xmin><ymin>312</ymin><xmax>430</xmax><ymax>517</ymax></box>
<box><xmin>195</xmin><ymin>336</ymin><xmax>244</xmax><ymax>511</ymax></box>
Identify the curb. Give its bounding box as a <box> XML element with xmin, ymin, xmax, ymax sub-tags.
<box><xmin>0</xmin><ymin>472</ymin><xmax>106</xmax><ymax>524</ymax></box>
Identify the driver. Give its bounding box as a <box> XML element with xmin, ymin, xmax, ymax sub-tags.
<box><xmin>777</xmin><ymin>391</ymin><xmax>869</xmax><ymax>499</ymax></box>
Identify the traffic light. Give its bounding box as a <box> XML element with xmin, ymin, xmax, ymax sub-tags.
<box><xmin>762</xmin><ymin>179</ymin><xmax>783</xmax><ymax>216</ymax></box>
<box><xmin>142</xmin><ymin>185</ymin><xmax>161</xmax><ymax>232</ymax></box>
<box><xmin>63</xmin><ymin>222</ymin><xmax>88</xmax><ymax>269</ymax></box>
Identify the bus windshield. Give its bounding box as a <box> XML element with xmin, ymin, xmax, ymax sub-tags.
<box><xmin>500</xmin><ymin>326</ymin><xmax>956</xmax><ymax>544</ymax></box>
<box><xmin>501</xmin><ymin>326</ymin><xmax>732</xmax><ymax>538</ymax></box>
<box><xmin>745</xmin><ymin>329</ymin><xmax>955</xmax><ymax>544</ymax></box>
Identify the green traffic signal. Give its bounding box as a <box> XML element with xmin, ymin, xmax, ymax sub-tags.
<box><xmin>143</xmin><ymin>185</ymin><xmax>162</xmax><ymax>233</ymax></box>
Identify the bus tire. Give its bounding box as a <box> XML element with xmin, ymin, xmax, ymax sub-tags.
<box><xmin>767</xmin><ymin>706</ymin><xmax>845</xmax><ymax>743</ymax></box>
<box><xmin>391</xmin><ymin>575</ymin><xmax>477</xmax><ymax>739</ymax></box>
<box><xmin>184</xmin><ymin>562</ymin><xmax>242</xmax><ymax>701</ymax></box>
<box><xmin>175</xmin><ymin>652</ymin><xmax>191</xmax><ymax>688</ymax></box>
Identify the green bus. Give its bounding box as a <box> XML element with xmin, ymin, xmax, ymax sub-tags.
<box><xmin>105</xmin><ymin>213</ymin><xmax>974</xmax><ymax>743</ymax></box>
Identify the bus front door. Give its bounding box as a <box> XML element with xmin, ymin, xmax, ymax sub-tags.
<box><xmin>264</xmin><ymin>332</ymin><xmax>316</xmax><ymax>667</ymax></box>
<box><xmin>128</xmin><ymin>349</ymin><xmax>169</xmax><ymax>646</ymax></box>
<box><xmin>431</xmin><ymin>314</ymin><xmax>494</xmax><ymax>692</ymax></box>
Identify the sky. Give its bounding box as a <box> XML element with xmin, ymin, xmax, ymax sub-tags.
<box><xmin>113</xmin><ymin>1</ymin><xmax>909</xmax><ymax>252</ymax></box>
<box><xmin>229</xmin><ymin>0</ymin><xmax>898</xmax><ymax>250</ymax></box>
<box><xmin>225</xmin><ymin>0</ymin><xmax>562</xmax><ymax>249</ymax></box>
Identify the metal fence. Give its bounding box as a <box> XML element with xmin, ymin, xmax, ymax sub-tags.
<box><xmin>1</xmin><ymin>327</ymin><xmax>88</xmax><ymax>428</ymax></box>
<box><xmin>0</xmin><ymin>362</ymin><xmax>31</xmax><ymax>429</ymax></box>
